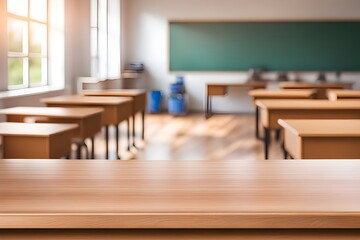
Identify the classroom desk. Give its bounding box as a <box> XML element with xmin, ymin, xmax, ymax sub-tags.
<box><xmin>278</xmin><ymin>119</ymin><xmax>360</xmax><ymax>159</ymax></box>
<box><xmin>256</xmin><ymin>100</ymin><xmax>360</xmax><ymax>159</ymax></box>
<box><xmin>328</xmin><ymin>90</ymin><xmax>360</xmax><ymax>101</ymax></box>
<box><xmin>83</xmin><ymin>89</ymin><xmax>147</xmax><ymax>147</ymax></box>
<box><xmin>206</xmin><ymin>81</ymin><xmax>267</xmax><ymax>118</ymax></box>
<box><xmin>249</xmin><ymin>89</ymin><xmax>316</xmax><ymax>139</ymax></box>
<box><xmin>0</xmin><ymin>123</ymin><xmax>77</xmax><ymax>159</ymax></box>
<box><xmin>280</xmin><ymin>82</ymin><xmax>354</xmax><ymax>99</ymax></box>
<box><xmin>41</xmin><ymin>96</ymin><xmax>133</xmax><ymax>160</ymax></box>
<box><xmin>0</xmin><ymin>107</ymin><xmax>103</xmax><ymax>159</ymax></box>
<box><xmin>2</xmin><ymin>159</ymin><xmax>360</xmax><ymax>239</ymax></box>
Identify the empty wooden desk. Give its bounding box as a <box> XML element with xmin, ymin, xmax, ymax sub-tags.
<box><xmin>206</xmin><ymin>81</ymin><xmax>267</xmax><ymax>118</ymax></box>
<box><xmin>2</xmin><ymin>159</ymin><xmax>360</xmax><ymax>239</ymax></box>
<box><xmin>279</xmin><ymin>119</ymin><xmax>360</xmax><ymax>159</ymax></box>
<box><xmin>0</xmin><ymin>123</ymin><xmax>77</xmax><ymax>159</ymax></box>
<box><xmin>41</xmin><ymin>96</ymin><xmax>133</xmax><ymax>159</ymax></box>
<box><xmin>256</xmin><ymin>100</ymin><xmax>360</xmax><ymax>159</ymax></box>
<box><xmin>249</xmin><ymin>89</ymin><xmax>316</xmax><ymax>139</ymax></box>
<box><xmin>328</xmin><ymin>90</ymin><xmax>360</xmax><ymax>101</ymax></box>
<box><xmin>83</xmin><ymin>89</ymin><xmax>147</xmax><ymax>147</ymax></box>
<box><xmin>280</xmin><ymin>82</ymin><xmax>354</xmax><ymax>99</ymax></box>
<box><xmin>0</xmin><ymin>107</ymin><xmax>103</xmax><ymax>159</ymax></box>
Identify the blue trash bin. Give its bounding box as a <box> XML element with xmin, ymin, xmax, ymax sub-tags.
<box><xmin>169</xmin><ymin>94</ymin><xmax>186</xmax><ymax>115</ymax></box>
<box><xmin>149</xmin><ymin>90</ymin><xmax>163</xmax><ymax>113</ymax></box>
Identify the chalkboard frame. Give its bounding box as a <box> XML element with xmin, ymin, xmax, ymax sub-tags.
<box><xmin>168</xmin><ymin>19</ymin><xmax>360</xmax><ymax>73</ymax></box>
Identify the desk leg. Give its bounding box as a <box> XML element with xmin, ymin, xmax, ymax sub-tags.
<box><xmin>116</xmin><ymin>125</ymin><xmax>121</xmax><ymax>160</ymax></box>
<box><xmin>105</xmin><ymin>125</ymin><xmax>109</xmax><ymax>160</ymax></box>
<box><xmin>275</xmin><ymin>129</ymin><xmax>281</xmax><ymax>142</ymax></box>
<box><xmin>76</xmin><ymin>143</ymin><xmax>81</xmax><ymax>159</ymax></box>
<box><xmin>255</xmin><ymin>106</ymin><xmax>260</xmax><ymax>140</ymax></box>
<box><xmin>142</xmin><ymin>110</ymin><xmax>145</xmax><ymax>140</ymax></box>
<box><xmin>132</xmin><ymin>114</ymin><xmax>136</xmax><ymax>148</ymax></box>
<box><xmin>91</xmin><ymin>137</ymin><xmax>95</xmax><ymax>159</ymax></box>
<box><xmin>206</xmin><ymin>95</ymin><xmax>212</xmax><ymax>118</ymax></box>
<box><xmin>282</xmin><ymin>142</ymin><xmax>288</xmax><ymax>159</ymax></box>
<box><xmin>205</xmin><ymin>95</ymin><xmax>209</xmax><ymax>118</ymax></box>
<box><xmin>127</xmin><ymin>119</ymin><xmax>131</xmax><ymax>151</ymax></box>
<box><xmin>264</xmin><ymin>127</ymin><xmax>270</xmax><ymax>160</ymax></box>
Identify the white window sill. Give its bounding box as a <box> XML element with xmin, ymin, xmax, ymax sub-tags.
<box><xmin>0</xmin><ymin>86</ymin><xmax>65</xmax><ymax>100</ymax></box>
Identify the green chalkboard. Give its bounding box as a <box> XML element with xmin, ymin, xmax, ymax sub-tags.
<box><xmin>169</xmin><ymin>21</ymin><xmax>360</xmax><ymax>72</ymax></box>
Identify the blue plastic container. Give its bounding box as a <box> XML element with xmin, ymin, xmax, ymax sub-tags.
<box><xmin>169</xmin><ymin>94</ymin><xmax>186</xmax><ymax>115</ymax></box>
<box><xmin>170</xmin><ymin>83</ymin><xmax>184</xmax><ymax>94</ymax></box>
<box><xmin>149</xmin><ymin>90</ymin><xmax>163</xmax><ymax>113</ymax></box>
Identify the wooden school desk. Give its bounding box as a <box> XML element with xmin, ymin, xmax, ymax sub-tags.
<box><xmin>256</xmin><ymin>100</ymin><xmax>360</xmax><ymax>160</ymax></box>
<box><xmin>206</xmin><ymin>81</ymin><xmax>267</xmax><ymax>118</ymax></box>
<box><xmin>280</xmin><ymin>81</ymin><xmax>354</xmax><ymax>99</ymax></box>
<box><xmin>278</xmin><ymin>119</ymin><xmax>360</xmax><ymax>159</ymax></box>
<box><xmin>41</xmin><ymin>96</ymin><xmax>133</xmax><ymax>159</ymax></box>
<box><xmin>249</xmin><ymin>89</ymin><xmax>316</xmax><ymax>139</ymax></box>
<box><xmin>2</xmin><ymin>160</ymin><xmax>360</xmax><ymax>239</ymax></box>
<box><xmin>0</xmin><ymin>107</ymin><xmax>103</xmax><ymax>159</ymax></box>
<box><xmin>0</xmin><ymin>123</ymin><xmax>77</xmax><ymax>159</ymax></box>
<box><xmin>83</xmin><ymin>89</ymin><xmax>147</xmax><ymax>147</ymax></box>
<box><xmin>328</xmin><ymin>90</ymin><xmax>360</xmax><ymax>101</ymax></box>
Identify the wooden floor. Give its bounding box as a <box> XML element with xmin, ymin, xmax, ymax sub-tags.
<box><xmin>90</xmin><ymin>113</ymin><xmax>284</xmax><ymax>161</ymax></box>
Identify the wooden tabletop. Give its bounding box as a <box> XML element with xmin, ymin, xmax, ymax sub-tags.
<box><xmin>0</xmin><ymin>107</ymin><xmax>104</xmax><ymax>119</ymax></box>
<box><xmin>328</xmin><ymin>90</ymin><xmax>360</xmax><ymax>101</ymax></box>
<box><xmin>41</xmin><ymin>95</ymin><xmax>132</xmax><ymax>106</ymax></box>
<box><xmin>2</xmin><ymin>159</ymin><xmax>360</xmax><ymax>229</ymax></box>
<box><xmin>83</xmin><ymin>89</ymin><xmax>147</xmax><ymax>97</ymax></box>
<box><xmin>278</xmin><ymin>119</ymin><xmax>360</xmax><ymax>137</ymax></box>
<box><xmin>207</xmin><ymin>81</ymin><xmax>267</xmax><ymax>88</ymax></box>
<box><xmin>249</xmin><ymin>89</ymin><xmax>316</xmax><ymax>98</ymax></box>
<box><xmin>256</xmin><ymin>99</ymin><xmax>360</xmax><ymax>110</ymax></box>
<box><xmin>0</xmin><ymin>123</ymin><xmax>78</xmax><ymax>137</ymax></box>
<box><xmin>280</xmin><ymin>82</ymin><xmax>354</xmax><ymax>89</ymax></box>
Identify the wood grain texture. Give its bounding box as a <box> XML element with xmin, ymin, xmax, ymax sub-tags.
<box><xmin>280</xmin><ymin>82</ymin><xmax>354</xmax><ymax>99</ymax></box>
<box><xmin>280</xmin><ymin>82</ymin><xmax>354</xmax><ymax>89</ymax></box>
<box><xmin>207</xmin><ymin>82</ymin><xmax>267</xmax><ymax>96</ymax></box>
<box><xmin>41</xmin><ymin>95</ymin><xmax>132</xmax><ymax>106</ymax></box>
<box><xmin>1</xmin><ymin>107</ymin><xmax>103</xmax><ymax>140</ymax></box>
<box><xmin>0</xmin><ymin>107</ymin><xmax>104</xmax><ymax>119</ymax></box>
<box><xmin>2</xmin><ymin>230</ymin><xmax>360</xmax><ymax>240</ymax></box>
<box><xmin>83</xmin><ymin>90</ymin><xmax>147</xmax><ymax>113</ymax></box>
<box><xmin>257</xmin><ymin>100</ymin><xmax>360</xmax><ymax>128</ymax></box>
<box><xmin>0</xmin><ymin>123</ymin><xmax>78</xmax><ymax>137</ymax></box>
<box><xmin>1</xmin><ymin>160</ymin><xmax>360</xmax><ymax>229</ymax></box>
<box><xmin>42</xmin><ymin>96</ymin><xmax>133</xmax><ymax>125</ymax></box>
<box><xmin>278</xmin><ymin>119</ymin><xmax>360</xmax><ymax>137</ymax></box>
<box><xmin>256</xmin><ymin>100</ymin><xmax>360</xmax><ymax>110</ymax></box>
<box><xmin>249</xmin><ymin>89</ymin><xmax>316</xmax><ymax>98</ymax></box>
<box><xmin>328</xmin><ymin>90</ymin><xmax>360</xmax><ymax>101</ymax></box>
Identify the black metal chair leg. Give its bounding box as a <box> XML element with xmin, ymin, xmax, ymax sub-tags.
<box><xmin>132</xmin><ymin>114</ymin><xmax>136</xmax><ymax>147</ymax></box>
<box><xmin>91</xmin><ymin>137</ymin><xmax>95</xmax><ymax>159</ymax></box>
<box><xmin>275</xmin><ymin>129</ymin><xmax>281</xmax><ymax>142</ymax></box>
<box><xmin>105</xmin><ymin>126</ymin><xmax>109</xmax><ymax>160</ymax></box>
<box><xmin>255</xmin><ymin>106</ymin><xmax>260</xmax><ymax>140</ymax></box>
<box><xmin>141</xmin><ymin>110</ymin><xmax>145</xmax><ymax>140</ymax></box>
<box><xmin>127</xmin><ymin>119</ymin><xmax>131</xmax><ymax>151</ymax></box>
<box><xmin>116</xmin><ymin>125</ymin><xmax>121</xmax><ymax>160</ymax></box>
<box><xmin>264</xmin><ymin>127</ymin><xmax>270</xmax><ymax>160</ymax></box>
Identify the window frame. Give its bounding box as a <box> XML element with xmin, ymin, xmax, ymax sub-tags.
<box><xmin>7</xmin><ymin>0</ymin><xmax>49</xmax><ymax>90</ymax></box>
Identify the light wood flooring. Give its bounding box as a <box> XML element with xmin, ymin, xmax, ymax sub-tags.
<box><xmin>89</xmin><ymin>113</ymin><xmax>284</xmax><ymax>161</ymax></box>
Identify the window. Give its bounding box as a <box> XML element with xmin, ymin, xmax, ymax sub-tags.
<box><xmin>7</xmin><ymin>0</ymin><xmax>48</xmax><ymax>90</ymax></box>
<box><xmin>91</xmin><ymin>0</ymin><xmax>121</xmax><ymax>80</ymax></box>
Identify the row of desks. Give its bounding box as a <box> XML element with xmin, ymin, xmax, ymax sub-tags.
<box><xmin>0</xmin><ymin>90</ymin><xmax>147</xmax><ymax>160</ymax></box>
<box><xmin>205</xmin><ymin>81</ymin><xmax>355</xmax><ymax>117</ymax></box>
<box><xmin>1</xmin><ymin>159</ymin><xmax>360</xmax><ymax>238</ymax></box>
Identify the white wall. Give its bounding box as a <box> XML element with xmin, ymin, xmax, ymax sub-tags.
<box><xmin>123</xmin><ymin>0</ymin><xmax>360</xmax><ymax>113</ymax></box>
